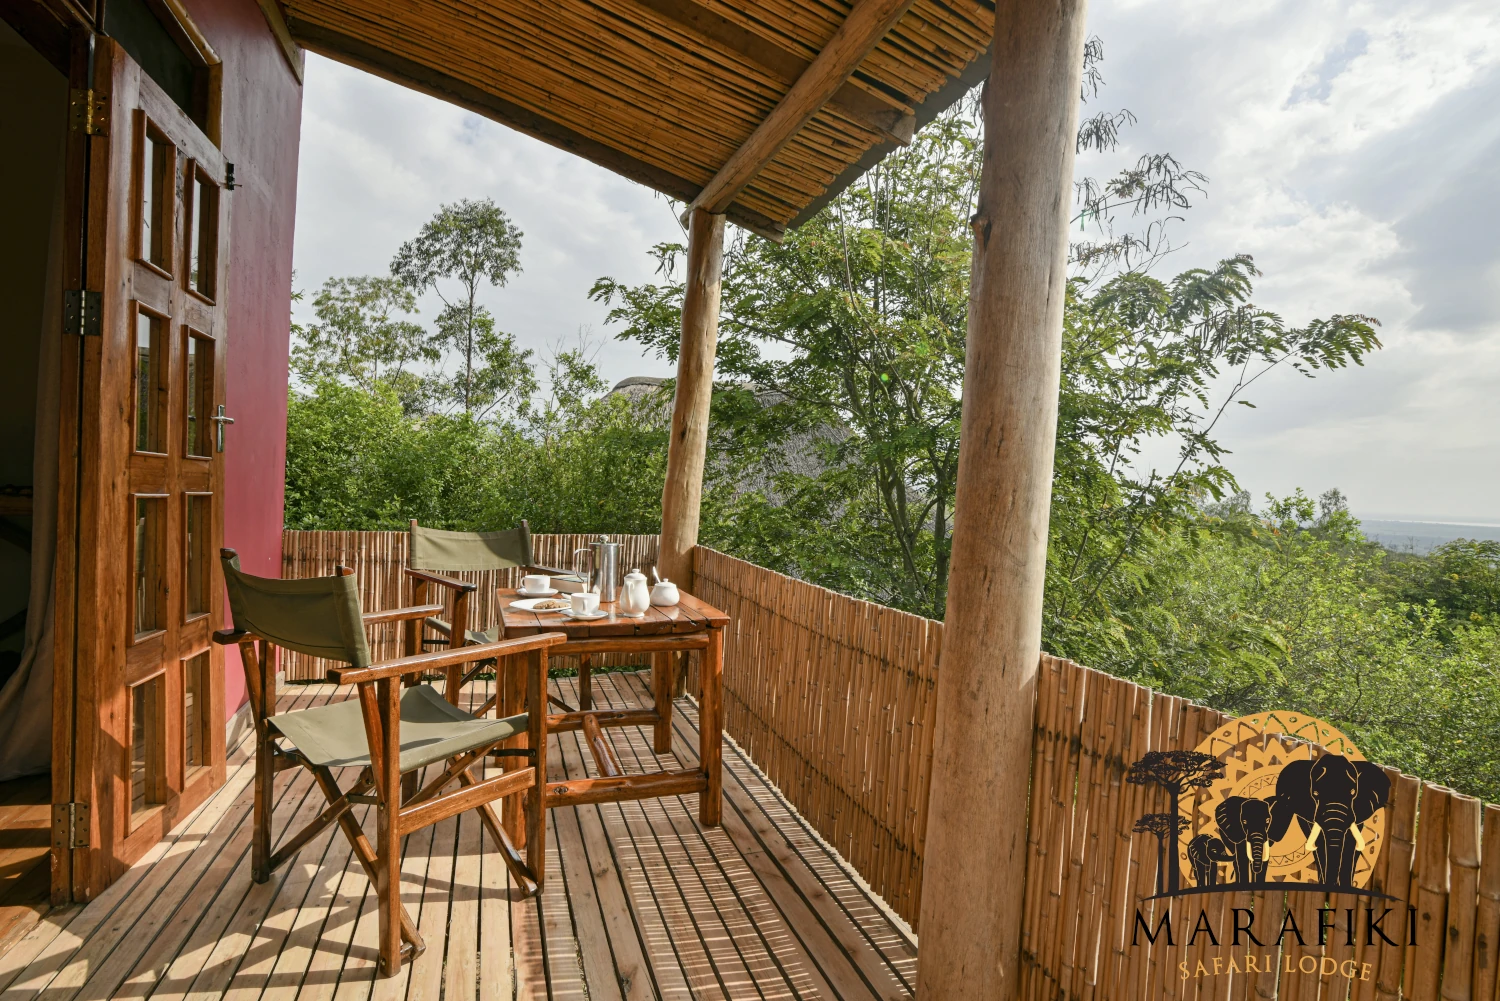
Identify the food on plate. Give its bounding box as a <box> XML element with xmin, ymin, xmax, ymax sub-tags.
<box><xmin>532</xmin><ymin>598</ymin><xmax>570</xmax><ymax>610</ymax></box>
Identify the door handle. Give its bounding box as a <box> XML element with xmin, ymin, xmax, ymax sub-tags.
<box><xmin>211</xmin><ymin>405</ymin><xmax>235</xmax><ymax>453</ymax></box>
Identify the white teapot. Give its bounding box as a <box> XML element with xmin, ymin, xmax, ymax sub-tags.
<box><xmin>618</xmin><ymin>569</ymin><xmax>651</xmax><ymax>618</ymax></box>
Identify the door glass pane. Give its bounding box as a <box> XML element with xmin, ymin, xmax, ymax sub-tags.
<box><xmin>131</xmin><ymin>676</ymin><xmax>166</xmax><ymax>822</ymax></box>
<box><xmin>186</xmin><ymin>494</ymin><xmax>210</xmax><ymax>617</ymax></box>
<box><xmin>186</xmin><ymin>333</ymin><xmax>214</xmax><ymax>457</ymax></box>
<box><xmin>135</xmin><ymin>310</ymin><xmax>164</xmax><ymax>453</ymax></box>
<box><xmin>134</xmin><ymin>497</ymin><xmax>165</xmax><ymax>636</ymax></box>
<box><xmin>140</xmin><ymin>129</ymin><xmax>172</xmax><ymax>269</ymax></box>
<box><xmin>185</xmin><ymin>652</ymin><xmax>210</xmax><ymax>772</ymax></box>
<box><xmin>188</xmin><ymin>168</ymin><xmax>218</xmax><ymax>297</ymax></box>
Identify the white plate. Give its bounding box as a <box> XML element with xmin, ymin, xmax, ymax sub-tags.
<box><xmin>515</xmin><ymin>587</ymin><xmax>558</xmax><ymax>597</ymax></box>
<box><xmin>560</xmin><ymin>608</ymin><xmax>608</xmax><ymax>620</ymax></box>
<box><xmin>509</xmin><ymin>596</ymin><xmax>573</xmax><ymax>611</ymax></box>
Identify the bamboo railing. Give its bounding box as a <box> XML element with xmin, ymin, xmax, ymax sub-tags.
<box><xmin>277</xmin><ymin>533</ymin><xmax>1499</xmax><ymax>994</ymax></box>
<box><xmin>278</xmin><ymin>530</ymin><xmax>660</xmax><ymax>681</ymax></box>
<box><xmin>1023</xmin><ymin>654</ymin><xmax>1500</xmax><ymax>1001</ymax></box>
<box><xmin>692</xmin><ymin>546</ymin><xmax>941</xmax><ymax>927</ymax></box>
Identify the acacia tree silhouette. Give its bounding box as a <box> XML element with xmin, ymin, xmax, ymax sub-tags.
<box><xmin>1128</xmin><ymin>750</ymin><xmax>1225</xmax><ymax>895</ymax></box>
<box><xmin>1134</xmin><ymin>813</ymin><xmax>1190</xmax><ymax>896</ymax></box>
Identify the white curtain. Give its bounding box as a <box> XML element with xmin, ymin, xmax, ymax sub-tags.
<box><xmin>0</xmin><ymin>160</ymin><xmax>63</xmax><ymax>780</ymax></box>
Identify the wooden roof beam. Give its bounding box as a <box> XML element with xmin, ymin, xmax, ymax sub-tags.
<box><xmin>688</xmin><ymin>0</ymin><xmax>919</xmax><ymax>218</ymax></box>
<box><xmin>629</xmin><ymin>0</ymin><xmax>914</xmax><ymax>145</ymax></box>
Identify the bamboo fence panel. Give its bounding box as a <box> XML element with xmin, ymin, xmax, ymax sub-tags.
<box><xmin>278</xmin><ymin>530</ymin><xmax>660</xmax><ymax>681</ymax></box>
<box><xmin>691</xmin><ymin>545</ymin><xmax>941</xmax><ymax>928</ymax></box>
<box><xmin>1019</xmin><ymin>653</ymin><xmax>1500</xmax><ymax>1001</ymax></box>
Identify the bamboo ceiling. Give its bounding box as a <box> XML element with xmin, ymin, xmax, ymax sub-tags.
<box><xmin>277</xmin><ymin>0</ymin><xmax>995</xmax><ymax>239</ymax></box>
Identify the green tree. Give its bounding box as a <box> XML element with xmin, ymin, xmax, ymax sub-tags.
<box><xmin>593</xmin><ymin>98</ymin><xmax>1376</xmax><ymax>621</ymax></box>
<box><xmin>1043</xmin><ymin>265</ymin><xmax>1380</xmax><ymax>668</ymax></box>
<box><xmin>392</xmin><ymin>198</ymin><xmax>526</xmax><ymax>414</ymax></box>
<box><xmin>290</xmin><ymin>275</ymin><xmax>437</xmax><ymax>399</ymax></box>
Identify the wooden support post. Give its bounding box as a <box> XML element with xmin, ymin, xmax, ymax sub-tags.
<box><xmin>914</xmin><ymin>1</ymin><xmax>1089</xmax><ymax>998</ymax></box>
<box><xmin>657</xmin><ymin>207</ymin><xmax>725</xmax><ymax>590</ymax></box>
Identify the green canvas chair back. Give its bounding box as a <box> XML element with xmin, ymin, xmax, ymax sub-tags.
<box><xmin>221</xmin><ymin>552</ymin><xmax>372</xmax><ymax>668</ymax></box>
<box><xmin>409</xmin><ymin>522</ymin><xmax>533</xmax><ymax>573</ymax></box>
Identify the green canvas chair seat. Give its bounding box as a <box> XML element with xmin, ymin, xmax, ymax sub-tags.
<box><xmin>269</xmin><ymin>684</ymin><xmax>528</xmax><ymax>772</ymax></box>
<box><xmin>425</xmin><ymin>619</ymin><xmax>500</xmax><ymax>648</ymax></box>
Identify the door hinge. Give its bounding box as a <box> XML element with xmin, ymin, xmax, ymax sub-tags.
<box><xmin>225</xmin><ymin>162</ymin><xmax>237</xmax><ymax>190</ymax></box>
<box><xmin>70</xmin><ymin>88</ymin><xmax>108</xmax><ymax>135</ymax></box>
<box><xmin>63</xmin><ymin>289</ymin><xmax>102</xmax><ymax>337</ymax></box>
<box><xmin>53</xmin><ymin>802</ymin><xmax>91</xmax><ymax>849</ymax></box>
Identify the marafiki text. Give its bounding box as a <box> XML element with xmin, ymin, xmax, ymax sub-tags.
<box><xmin>1134</xmin><ymin>906</ymin><xmax>1416</xmax><ymax>954</ymax></box>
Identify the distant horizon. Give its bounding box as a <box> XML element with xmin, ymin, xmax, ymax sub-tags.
<box><xmin>1353</xmin><ymin>513</ymin><xmax>1500</xmax><ymax>529</ymax></box>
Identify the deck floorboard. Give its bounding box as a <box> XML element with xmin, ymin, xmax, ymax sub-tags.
<box><xmin>0</xmin><ymin>671</ymin><xmax>916</xmax><ymax>1000</ymax></box>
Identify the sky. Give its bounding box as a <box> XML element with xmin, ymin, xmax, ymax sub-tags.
<box><xmin>290</xmin><ymin>0</ymin><xmax>1500</xmax><ymax>524</ymax></box>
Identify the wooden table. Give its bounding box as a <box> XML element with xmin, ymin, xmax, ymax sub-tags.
<box><xmin>496</xmin><ymin>588</ymin><xmax>730</xmax><ymax>827</ymax></box>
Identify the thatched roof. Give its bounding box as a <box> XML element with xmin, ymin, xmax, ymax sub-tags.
<box><xmin>276</xmin><ymin>0</ymin><xmax>994</xmax><ymax>239</ymax></box>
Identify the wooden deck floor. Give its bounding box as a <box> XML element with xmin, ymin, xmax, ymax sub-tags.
<box><xmin>0</xmin><ymin>774</ymin><xmax>51</xmax><ymax>953</ymax></box>
<box><xmin>0</xmin><ymin>671</ymin><xmax>916</xmax><ymax>1000</ymax></box>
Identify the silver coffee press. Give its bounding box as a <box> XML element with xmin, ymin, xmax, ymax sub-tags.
<box><xmin>573</xmin><ymin>536</ymin><xmax>622</xmax><ymax>602</ymax></box>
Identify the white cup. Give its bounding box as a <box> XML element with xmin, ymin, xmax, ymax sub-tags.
<box><xmin>570</xmin><ymin>591</ymin><xmax>599</xmax><ymax>615</ymax></box>
<box><xmin>522</xmin><ymin>574</ymin><xmax>550</xmax><ymax>593</ymax></box>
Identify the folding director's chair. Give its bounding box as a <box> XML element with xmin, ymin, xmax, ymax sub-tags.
<box><xmin>212</xmin><ymin>549</ymin><xmax>565</xmax><ymax>976</ymax></box>
<box><xmin>404</xmin><ymin>520</ymin><xmax>591</xmax><ymax>710</ymax></box>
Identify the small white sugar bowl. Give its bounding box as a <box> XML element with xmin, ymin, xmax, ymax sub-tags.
<box><xmin>650</xmin><ymin>579</ymin><xmax>680</xmax><ymax>606</ymax></box>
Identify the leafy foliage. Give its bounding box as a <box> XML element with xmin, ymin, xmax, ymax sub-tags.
<box><xmin>290</xmin><ymin>276</ymin><xmax>436</xmax><ymax>410</ymax></box>
<box><xmin>283</xmin><ymin>357</ymin><xmax>667</xmax><ymax>537</ymax></box>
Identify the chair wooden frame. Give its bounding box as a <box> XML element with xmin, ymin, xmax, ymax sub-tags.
<box><xmin>212</xmin><ymin>559</ymin><xmax>566</xmax><ymax>977</ymax></box>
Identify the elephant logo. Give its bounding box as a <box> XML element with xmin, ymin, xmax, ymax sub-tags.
<box><xmin>1269</xmin><ymin>755</ymin><xmax>1391</xmax><ymax>890</ymax></box>
<box><xmin>1130</xmin><ymin>712</ymin><xmax>1388</xmax><ymax>898</ymax></box>
<box><xmin>1214</xmin><ymin>795</ymin><xmax>1274</xmax><ymax>885</ymax></box>
<box><xmin>1186</xmin><ymin>834</ymin><xmax>1234</xmax><ymax>887</ymax></box>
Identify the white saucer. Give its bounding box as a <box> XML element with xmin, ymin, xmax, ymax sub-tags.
<box><xmin>561</xmin><ymin>608</ymin><xmax>608</xmax><ymax>620</ymax></box>
<box><xmin>515</xmin><ymin>587</ymin><xmax>558</xmax><ymax>597</ymax></box>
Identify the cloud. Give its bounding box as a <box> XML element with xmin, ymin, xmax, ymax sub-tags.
<box><xmin>1086</xmin><ymin>0</ymin><xmax>1500</xmax><ymax>519</ymax></box>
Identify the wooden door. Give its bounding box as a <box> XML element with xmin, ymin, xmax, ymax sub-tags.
<box><xmin>59</xmin><ymin>37</ymin><xmax>229</xmax><ymax>900</ymax></box>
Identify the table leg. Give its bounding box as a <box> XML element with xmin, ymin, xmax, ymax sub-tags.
<box><xmin>699</xmin><ymin>627</ymin><xmax>723</xmax><ymax>826</ymax></box>
<box><xmin>652</xmin><ymin>651</ymin><xmax>673</xmax><ymax>754</ymax></box>
<box><xmin>579</xmin><ymin>654</ymin><xmax>592</xmax><ymax>711</ymax></box>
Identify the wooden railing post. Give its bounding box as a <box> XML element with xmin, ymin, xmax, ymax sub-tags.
<box><xmin>915</xmin><ymin>0</ymin><xmax>1089</xmax><ymax>997</ymax></box>
<box><xmin>658</xmin><ymin>208</ymin><xmax>725</xmax><ymax>592</ymax></box>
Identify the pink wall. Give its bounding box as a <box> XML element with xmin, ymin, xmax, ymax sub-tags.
<box><xmin>187</xmin><ymin>0</ymin><xmax>303</xmax><ymax>719</ymax></box>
